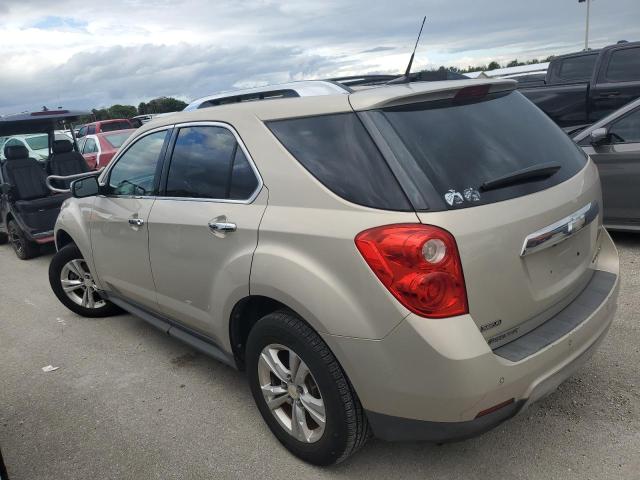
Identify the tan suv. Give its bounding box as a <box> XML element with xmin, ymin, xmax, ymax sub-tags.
<box><xmin>49</xmin><ymin>79</ymin><xmax>620</xmax><ymax>465</ymax></box>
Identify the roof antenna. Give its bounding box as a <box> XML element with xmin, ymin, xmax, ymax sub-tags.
<box><xmin>389</xmin><ymin>16</ymin><xmax>426</xmax><ymax>84</ymax></box>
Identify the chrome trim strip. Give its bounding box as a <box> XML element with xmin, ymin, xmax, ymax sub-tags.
<box><xmin>520</xmin><ymin>202</ymin><xmax>599</xmax><ymax>257</ymax></box>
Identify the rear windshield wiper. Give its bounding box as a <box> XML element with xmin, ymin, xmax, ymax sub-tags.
<box><xmin>480</xmin><ymin>162</ymin><xmax>561</xmax><ymax>192</ymax></box>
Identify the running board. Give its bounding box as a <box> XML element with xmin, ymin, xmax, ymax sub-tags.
<box><xmin>104</xmin><ymin>293</ymin><xmax>237</xmax><ymax>369</ymax></box>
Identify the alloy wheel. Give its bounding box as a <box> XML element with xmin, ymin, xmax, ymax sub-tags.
<box><xmin>59</xmin><ymin>259</ymin><xmax>106</xmax><ymax>309</ymax></box>
<box><xmin>258</xmin><ymin>344</ymin><xmax>326</xmax><ymax>443</ymax></box>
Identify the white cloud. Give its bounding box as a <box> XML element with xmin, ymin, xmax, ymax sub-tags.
<box><xmin>0</xmin><ymin>0</ymin><xmax>638</xmax><ymax>114</ymax></box>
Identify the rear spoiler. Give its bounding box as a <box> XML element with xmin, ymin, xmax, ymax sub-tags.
<box><xmin>349</xmin><ymin>79</ymin><xmax>517</xmax><ymax>110</ymax></box>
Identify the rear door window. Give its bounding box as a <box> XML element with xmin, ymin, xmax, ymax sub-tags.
<box><xmin>164</xmin><ymin>125</ymin><xmax>260</xmax><ymax>200</ymax></box>
<box><xmin>557</xmin><ymin>54</ymin><xmax>598</xmax><ymax>81</ymax></box>
<box><xmin>267</xmin><ymin>113</ymin><xmax>411</xmax><ymax>211</ymax></box>
<box><xmin>370</xmin><ymin>91</ymin><xmax>588</xmax><ymax>209</ymax></box>
<box><xmin>605</xmin><ymin>47</ymin><xmax>640</xmax><ymax>82</ymax></box>
<box><xmin>87</xmin><ymin>125</ymin><xmax>96</xmax><ymax>135</ymax></box>
<box><xmin>83</xmin><ymin>138</ymin><xmax>98</xmax><ymax>154</ymax></box>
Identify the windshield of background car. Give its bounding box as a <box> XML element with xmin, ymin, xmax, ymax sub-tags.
<box><xmin>101</xmin><ymin>121</ymin><xmax>131</xmax><ymax>132</ymax></box>
<box><xmin>104</xmin><ymin>131</ymin><xmax>133</xmax><ymax>148</ymax></box>
<box><xmin>369</xmin><ymin>90</ymin><xmax>588</xmax><ymax>209</ymax></box>
<box><xmin>25</xmin><ymin>135</ymin><xmax>48</xmax><ymax>150</ymax></box>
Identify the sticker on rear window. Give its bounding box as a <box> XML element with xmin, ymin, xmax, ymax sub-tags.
<box><xmin>444</xmin><ymin>189</ymin><xmax>464</xmax><ymax>206</ymax></box>
<box><xmin>463</xmin><ymin>187</ymin><xmax>481</xmax><ymax>202</ymax></box>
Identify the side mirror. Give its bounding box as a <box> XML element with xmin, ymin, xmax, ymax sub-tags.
<box><xmin>590</xmin><ymin>127</ymin><xmax>609</xmax><ymax>145</ymax></box>
<box><xmin>71</xmin><ymin>175</ymin><xmax>100</xmax><ymax>198</ymax></box>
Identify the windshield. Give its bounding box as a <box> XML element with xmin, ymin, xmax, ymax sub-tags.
<box><xmin>25</xmin><ymin>134</ymin><xmax>48</xmax><ymax>150</ymax></box>
<box><xmin>104</xmin><ymin>131</ymin><xmax>132</xmax><ymax>148</ymax></box>
<box><xmin>371</xmin><ymin>91</ymin><xmax>588</xmax><ymax>209</ymax></box>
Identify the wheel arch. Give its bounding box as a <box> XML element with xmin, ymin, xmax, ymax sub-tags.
<box><xmin>229</xmin><ymin>295</ymin><xmax>309</xmax><ymax>370</ymax></box>
<box><xmin>55</xmin><ymin>229</ymin><xmax>75</xmax><ymax>250</ymax></box>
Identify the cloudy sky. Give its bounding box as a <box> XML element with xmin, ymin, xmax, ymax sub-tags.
<box><xmin>0</xmin><ymin>0</ymin><xmax>638</xmax><ymax>115</ymax></box>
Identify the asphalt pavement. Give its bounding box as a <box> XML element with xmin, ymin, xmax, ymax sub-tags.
<box><xmin>0</xmin><ymin>234</ymin><xmax>639</xmax><ymax>479</ymax></box>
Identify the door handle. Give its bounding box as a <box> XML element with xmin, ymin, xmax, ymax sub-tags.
<box><xmin>598</xmin><ymin>91</ymin><xmax>620</xmax><ymax>98</ymax></box>
<box><xmin>128</xmin><ymin>218</ymin><xmax>144</xmax><ymax>227</ymax></box>
<box><xmin>208</xmin><ymin>221</ymin><xmax>236</xmax><ymax>233</ymax></box>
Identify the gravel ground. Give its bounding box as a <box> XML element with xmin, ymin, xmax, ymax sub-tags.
<box><xmin>0</xmin><ymin>233</ymin><xmax>638</xmax><ymax>480</ymax></box>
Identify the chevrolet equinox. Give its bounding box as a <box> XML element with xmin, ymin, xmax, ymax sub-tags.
<box><xmin>49</xmin><ymin>79</ymin><xmax>620</xmax><ymax>465</ymax></box>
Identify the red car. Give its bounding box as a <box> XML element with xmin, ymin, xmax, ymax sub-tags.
<box><xmin>77</xmin><ymin>129</ymin><xmax>135</xmax><ymax>169</ymax></box>
<box><xmin>76</xmin><ymin>118</ymin><xmax>135</xmax><ymax>138</ymax></box>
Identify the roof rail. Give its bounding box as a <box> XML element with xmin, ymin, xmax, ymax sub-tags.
<box><xmin>184</xmin><ymin>80</ymin><xmax>350</xmax><ymax>111</ymax></box>
<box><xmin>329</xmin><ymin>75</ymin><xmax>400</xmax><ymax>87</ymax></box>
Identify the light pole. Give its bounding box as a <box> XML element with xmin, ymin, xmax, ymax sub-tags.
<box><xmin>579</xmin><ymin>0</ymin><xmax>592</xmax><ymax>50</ymax></box>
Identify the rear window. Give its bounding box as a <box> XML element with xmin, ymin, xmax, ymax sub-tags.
<box><xmin>267</xmin><ymin>113</ymin><xmax>411</xmax><ymax>211</ymax></box>
<box><xmin>557</xmin><ymin>54</ymin><xmax>597</xmax><ymax>81</ymax></box>
<box><xmin>370</xmin><ymin>91</ymin><xmax>587</xmax><ymax>209</ymax></box>
<box><xmin>605</xmin><ymin>47</ymin><xmax>640</xmax><ymax>82</ymax></box>
<box><xmin>104</xmin><ymin>131</ymin><xmax>132</xmax><ymax>148</ymax></box>
<box><xmin>101</xmin><ymin>121</ymin><xmax>131</xmax><ymax>132</ymax></box>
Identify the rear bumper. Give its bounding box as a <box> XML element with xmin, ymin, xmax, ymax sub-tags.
<box><xmin>365</xmin><ymin>320</ymin><xmax>610</xmax><ymax>442</ymax></box>
<box><xmin>323</xmin><ymin>229</ymin><xmax>619</xmax><ymax>442</ymax></box>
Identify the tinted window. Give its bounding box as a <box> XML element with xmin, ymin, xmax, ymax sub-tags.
<box><xmin>558</xmin><ymin>54</ymin><xmax>597</xmax><ymax>81</ymax></box>
<box><xmin>87</xmin><ymin>125</ymin><xmax>96</xmax><ymax>135</ymax></box>
<box><xmin>605</xmin><ymin>47</ymin><xmax>640</xmax><ymax>82</ymax></box>
<box><xmin>77</xmin><ymin>127</ymin><xmax>87</xmax><ymax>138</ymax></box>
<box><xmin>609</xmin><ymin>108</ymin><xmax>640</xmax><ymax>143</ymax></box>
<box><xmin>374</xmin><ymin>91</ymin><xmax>587</xmax><ymax>209</ymax></box>
<box><xmin>107</xmin><ymin>130</ymin><xmax>168</xmax><ymax>196</ymax></box>
<box><xmin>101</xmin><ymin>120</ymin><xmax>132</xmax><ymax>132</ymax></box>
<box><xmin>229</xmin><ymin>148</ymin><xmax>259</xmax><ymax>200</ymax></box>
<box><xmin>267</xmin><ymin>113</ymin><xmax>410</xmax><ymax>210</ymax></box>
<box><xmin>166</xmin><ymin>126</ymin><xmax>255</xmax><ymax>199</ymax></box>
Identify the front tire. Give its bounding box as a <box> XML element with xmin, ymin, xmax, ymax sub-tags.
<box><xmin>49</xmin><ymin>244</ymin><xmax>122</xmax><ymax>317</ymax></box>
<box><xmin>246</xmin><ymin>310</ymin><xmax>370</xmax><ymax>465</ymax></box>
<box><xmin>8</xmin><ymin>220</ymin><xmax>39</xmax><ymax>259</ymax></box>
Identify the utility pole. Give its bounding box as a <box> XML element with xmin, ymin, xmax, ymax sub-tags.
<box><xmin>580</xmin><ymin>0</ymin><xmax>591</xmax><ymax>50</ymax></box>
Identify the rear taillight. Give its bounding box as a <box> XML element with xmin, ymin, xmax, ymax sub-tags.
<box><xmin>355</xmin><ymin>224</ymin><xmax>468</xmax><ymax>318</ymax></box>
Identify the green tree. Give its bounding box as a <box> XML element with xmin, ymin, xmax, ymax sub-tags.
<box><xmin>108</xmin><ymin>104</ymin><xmax>137</xmax><ymax>119</ymax></box>
<box><xmin>144</xmin><ymin>97</ymin><xmax>188</xmax><ymax>114</ymax></box>
<box><xmin>487</xmin><ymin>61</ymin><xmax>501</xmax><ymax>70</ymax></box>
<box><xmin>91</xmin><ymin>108</ymin><xmax>110</xmax><ymax>121</ymax></box>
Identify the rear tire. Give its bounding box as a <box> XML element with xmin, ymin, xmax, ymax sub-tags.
<box><xmin>8</xmin><ymin>219</ymin><xmax>39</xmax><ymax>259</ymax></box>
<box><xmin>246</xmin><ymin>310</ymin><xmax>370</xmax><ymax>465</ymax></box>
<box><xmin>49</xmin><ymin>244</ymin><xmax>122</xmax><ymax>317</ymax></box>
